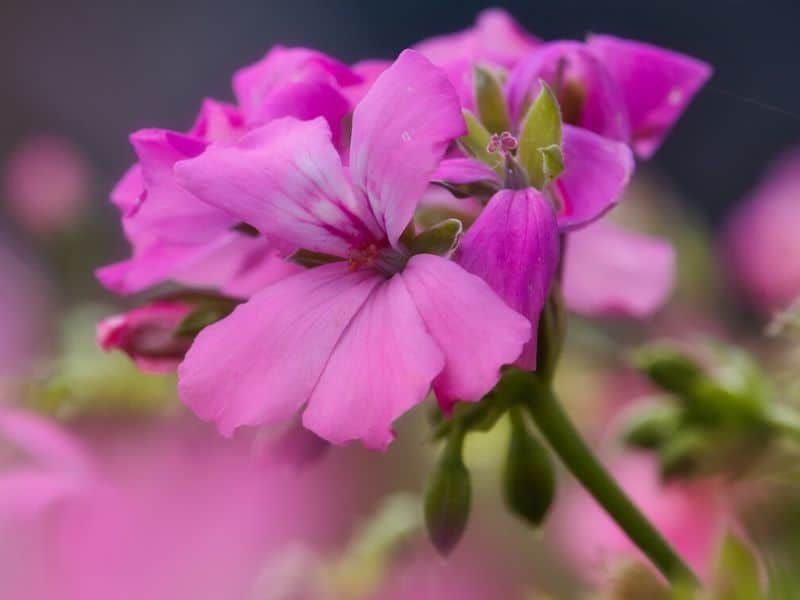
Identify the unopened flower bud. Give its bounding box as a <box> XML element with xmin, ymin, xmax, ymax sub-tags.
<box><xmin>424</xmin><ymin>429</ymin><xmax>471</xmax><ymax>556</ymax></box>
<box><xmin>621</xmin><ymin>403</ymin><xmax>681</xmax><ymax>450</ymax></box>
<box><xmin>503</xmin><ymin>409</ymin><xmax>555</xmax><ymax>527</ymax></box>
<box><xmin>634</xmin><ymin>345</ymin><xmax>704</xmax><ymax>398</ymax></box>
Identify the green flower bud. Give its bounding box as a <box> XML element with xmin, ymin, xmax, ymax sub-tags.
<box><xmin>659</xmin><ymin>429</ymin><xmax>710</xmax><ymax>480</ymax></box>
<box><xmin>503</xmin><ymin>410</ymin><xmax>556</xmax><ymax>527</ymax></box>
<box><xmin>424</xmin><ymin>429</ymin><xmax>471</xmax><ymax>556</ymax></box>
<box><xmin>633</xmin><ymin>345</ymin><xmax>705</xmax><ymax>398</ymax></box>
<box><xmin>621</xmin><ymin>402</ymin><xmax>681</xmax><ymax>450</ymax></box>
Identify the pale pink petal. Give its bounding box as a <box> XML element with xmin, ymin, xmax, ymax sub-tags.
<box><xmin>303</xmin><ymin>276</ymin><xmax>444</xmax><ymax>449</ymax></box>
<box><xmin>431</xmin><ymin>157</ymin><xmax>500</xmax><ymax>185</ymax></box>
<box><xmin>552</xmin><ymin>125</ymin><xmax>634</xmax><ymax>231</ymax></box>
<box><xmin>0</xmin><ymin>410</ymin><xmax>91</xmax><ymax>474</ymax></box>
<box><xmin>178</xmin><ymin>263</ymin><xmax>382</xmax><ymax>436</ymax></box>
<box><xmin>350</xmin><ymin>49</ymin><xmax>466</xmax><ymax>246</ymax></box>
<box><xmin>402</xmin><ymin>254</ymin><xmax>531</xmax><ymax>411</ymax></box>
<box><xmin>232</xmin><ymin>46</ymin><xmax>359</xmax><ymax>144</ymax></box>
<box><xmin>563</xmin><ymin>220</ymin><xmax>675</xmax><ymax>317</ymax></box>
<box><xmin>176</xmin><ymin>117</ymin><xmax>382</xmax><ymax>256</ymax></box>
<box><xmin>457</xmin><ymin>189</ymin><xmax>560</xmax><ymax>370</ymax></box>
<box><xmin>587</xmin><ymin>34</ymin><xmax>712</xmax><ymax>159</ymax></box>
<box><xmin>506</xmin><ymin>41</ymin><xmax>630</xmax><ymax>141</ymax></box>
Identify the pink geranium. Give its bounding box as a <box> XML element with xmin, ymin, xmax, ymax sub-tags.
<box><xmin>173</xmin><ymin>50</ymin><xmax>530</xmax><ymax>448</ymax></box>
<box><xmin>97</xmin><ymin>48</ymin><xmax>360</xmax><ymax>297</ymax></box>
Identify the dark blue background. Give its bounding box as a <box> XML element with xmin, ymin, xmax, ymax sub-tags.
<box><xmin>2</xmin><ymin>0</ymin><xmax>798</xmax><ymax>222</ymax></box>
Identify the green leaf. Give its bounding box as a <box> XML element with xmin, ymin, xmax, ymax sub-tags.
<box><xmin>633</xmin><ymin>344</ymin><xmax>705</xmax><ymax>398</ymax></box>
<box><xmin>458</xmin><ymin>110</ymin><xmax>502</xmax><ymax>176</ymax></box>
<box><xmin>474</xmin><ymin>66</ymin><xmax>511</xmax><ymax>134</ymax></box>
<box><xmin>424</xmin><ymin>429</ymin><xmax>471</xmax><ymax>556</ymax></box>
<box><xmin>408</xmin><ymin>219</ymin><xmax>463</xmax><ymax>258</ymax></box>
<box><xmin>518</xmin><ymin>81</ymin><xmax>563</xmax><ymax>189</ymax></box>
<box><xmin>712</xmin><ymin>532</ymin><xmax>762</xmax><ymax>600</ymax></box>
<box><xmin>503</xmin><ymin>409</ymin><xmax>556</xmax><ymax>527</ymax></box>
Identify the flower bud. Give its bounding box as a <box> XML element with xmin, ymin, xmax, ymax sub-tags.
<box><xmin>658</xmin><ymin>429</ymin><xmax>710</xmax><ymax>480</ymax></box>
<box><xmin>621</xmin><ymin>403</ymin><xmax>681</xmax><ymax>450</ymax></box>
<box><xmin>97</xmin><ymin>301</ymin><xmax>194</xmax><ymax>373</ymax></box>
<box><xmin>424</xmin><ymin>430</ymin><xmax>471</xmax><ymax>556</ymax></box>
<box><xmin>503</xmin><ymin>410</ymin><xmax>555</xmax><ymax>527</ymax></box>
<box><xmin>634</xmin><ymin>345</ymin><xmax>704</xmax><ymax>398</ymax></box>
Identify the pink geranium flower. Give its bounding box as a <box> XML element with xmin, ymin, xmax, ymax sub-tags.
<box><xmin>173</xmin><ymin>50</ymin><xmax>531</xmax><ymax>449</ymax></box>
<box><xmin>97</xmin><ymin>48</ymin><xmax>360</xmax><ymax>297</ymax></box>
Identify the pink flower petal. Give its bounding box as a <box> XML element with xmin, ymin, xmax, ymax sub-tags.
<box><xmin>553</xmin><ymin>125</ymin><xmax>634</xmax><ymax>231</ymax></box>
<box><xmin>563</xmin><ymin>220</ymin><xmax>675</xmax><ymax>317</ymax></box>
<box><xmin>303</xmin><ymin>276</ymin><xmax>445</xmax><ymax>449</ymax></box>
<box><xmin>232</xmin><ymin>45</ymin><xmax>360</xmax><ymax>141</ymax></box>
<box><xmin>587</xmin><ymin>34</ymin><xmax>711</xmax><ymax>159</ymax></box>
<box><xmin>177</xmin><ymin>263</ymin><xmax>382</xmax><ymax>437</ymax></box>
<box><xmin>506</xmin><ymin>41</ymin><xmax>630</xmax><ymax>141</ymax></box>
<box><xmin>457</xmin><ymin>189</ymin><xmax>560</xmax><ymax>370</ymax></box>
<box><xmin>187</xmin><ymin>99</ymin><xmax>245</xmax><ymax>143</ymax></box>
<box><xmin>350</xmin><ymin>49</ymin><xmax>466</xmax><ymax>246</ymax></box>
<box><xmin>175</xmin><ymin>117</ymin><xmax>383</xmax><ymax>257</ymax></box>
<box><xmin>402</xmin><ymin>254</ymin><xmax>531</xmax><ymax>411</ymax></box>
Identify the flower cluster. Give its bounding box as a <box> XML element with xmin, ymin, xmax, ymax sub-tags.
<box><xmin>98</xmin><ymin>9</ymin><xmax>710</xmax><ymax>450</ymax></box>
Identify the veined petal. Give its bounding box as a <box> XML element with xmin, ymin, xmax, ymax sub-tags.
<box><xmin>457</xmin><ymin>189</ymin><xmax>559</xmax><ymax>370</ymax></box>
<box><xmin>350</xmin><ymin>50</ymin><xmax>466</xmax><ymax>246</ymax></box>
<box><xmin>303</xmin><ymin>276</ymin><xmax>445</xmax><ymax>449</ymax></box>
<box><xmin>587</xmin><ymin>34</ymin><xmax>711</xmax><ymax>159</ymax></box>
<box><xmin>177</xmin><ymin>263</ymin><xmax>382</xmax><ymax>437</ymax></box>
<box><xmin>175</xmin><ymin>117</ymin><xmax>383</xmax><ymax>257</ymax></box>
<box><xmin>402</xmin><ymin>254</ymin><xmax>531</xmax><ymax>411</ymax></box>
<box><xmin>506</xmin><ymin>41</ymin><xmax>630</xmax><ymax>141</ymax></box>
<box><xmin>552</xmin><ymin>125</ymin><xmax>634</xmax><ymax>231</ymax></box>
<box><xmin>563</xmin><ymin>220</ymin><xmax>675</xmax><ymax>317</ymax></box>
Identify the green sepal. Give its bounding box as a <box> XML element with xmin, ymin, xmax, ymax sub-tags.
<box><xmin>458</xmin><ymin>110</ymin><xmax>502</xmax><ymax>176</ymax></box>
<box><xmin>518</xmin><ymin>81</ymin><xmax>563</xmax><ymax>189</ymax></box>
<box><xmin>503</xmin><ymin>409</ymin><xmax>556</xmax><ymax>527</ymax></box>
<box><xmin>408</xmin><ymin>219</ymin><xmax>463</xmax><ymax>258</ymax></box>
<box><xmin>474</xmin><ymin>66</ymin><xmax>511</xmax><ymax>134</ymax></box>
<box><xmin>174</xmin><ymin>297</ymin><xmax>240</xmax><ymax>338</ymax></box>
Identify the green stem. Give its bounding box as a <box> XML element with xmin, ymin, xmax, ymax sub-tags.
<box><xmin>524</xmin><ymin>378</ymin><xmax>699</xmax><ymax>586</ymax></box>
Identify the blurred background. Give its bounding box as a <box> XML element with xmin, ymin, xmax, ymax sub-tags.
<box><xmin>1</xmin><ymin>2</ymin><xmax>800</xmax><ymax>598</ymax></box>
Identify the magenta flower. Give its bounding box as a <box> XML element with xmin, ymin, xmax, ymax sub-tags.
<box><xmin>97</xmin><ymin>300</ymin><xmax>195</xmax><ymax>373</ymax></box>
<box><xmin>173</xmin><ymin>50</ymin><xmax>531</xmax><ymax>448</ymax></box>
<box><xmin>97</xmin><ymin>47</ymin><xmax>360</xmax><ymax>297</ymax></box>
<box><xmin>563</xmin><ymin>220</ymin><xmax>675</xmax><ymax>318</ymax></box>
<box><xmin>722</xmin><ymin>148</ymin><xmax>800</xmax><ymax>314</ymax></box>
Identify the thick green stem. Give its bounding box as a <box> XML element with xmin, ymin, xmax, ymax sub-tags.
<box><xmin>524</xmin><ymin>379</ymin><xmax>699</xmax><ymax>586</ymax></box>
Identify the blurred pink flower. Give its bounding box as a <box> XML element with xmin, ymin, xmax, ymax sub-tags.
<box><xmin>2</xmin><ymin>134</ymin><xmax>90</xmax><ymax>235</ymax></box>
<box><xmin>0</xmin><ymin>240</ymin><xmax>52</xmax><ymax>375</ymax></box>
<box><xmin>175</xmin><ymin>51</ymin><xmax>530</xmax><ymax>448</ymax></box>
<box><xmin>0</xmin><ymin>412</ymin><xmax>376</xmax><ymax>600</ymax></box>
<box><xmin>721</xmin><ymin>149</ymin><xmax>800</xmax><ymax>314</ymax></box>
<box><xmin>551</xmin><ymin>452</ymin><xmax>726</xmax><ymax>581</ymax></box>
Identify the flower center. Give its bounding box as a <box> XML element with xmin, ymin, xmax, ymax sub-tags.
<box><xmin>486</xmin><ymin>131</ymin><xmax>519</xmax><ymax>155</ymax></box>
<box><xmin>347</xmin><ymin>243</ymin><xmax>408</xmax><ymax>276</ymax></box>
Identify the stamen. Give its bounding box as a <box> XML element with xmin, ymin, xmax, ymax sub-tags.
<box><xmin>486</xmin><ymin>131</ymin><xmax>519</xmax><ymax>155</ymax></box>
<box><xmin>347</xmin><ymin>243</ymin><xmax>379</xmax><ymax>271</ymax></box>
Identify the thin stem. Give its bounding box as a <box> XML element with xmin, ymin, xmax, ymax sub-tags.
<box><xmin>524</xmin><ymin>378</ymin><xmax>699</xmax><ymax>586</ymax></box>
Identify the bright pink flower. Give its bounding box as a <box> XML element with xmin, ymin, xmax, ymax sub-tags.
<box><xmin>2</xmin><ymin>134</ymin><xmax>90</xmax><ymax>235</ymax></box>
<box><xmin>174</xmin><ymin>50</ymin><xmax>531</xmax><ymax>448</ymax></box>
<box><xmin>551</xmin><ymin>452</ymin><xmax>726</xmax><ymax>581</ymax></box>
<box><xmin>98</xmin><ymin>46</ymin><xmax>360</xmax><ymax>297</ymax></box>
<box><xmin>563</xmin><ymin>220</ymin><xmax>675</xmax><ymax>318</ymax></box>
<box><xmin>721</xmin><ymin>148</ymin><xmax>800</xmax><ymax>314</ymax></box>
<box><xmin>97</xmin><ymin>300</ymin><xmax>195</xmax><ymax>373</ymax></box>
<box><xmin>506</xmin><ymin>36</ymin><xmax>711</xmax><ymax>159</ymax></box>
